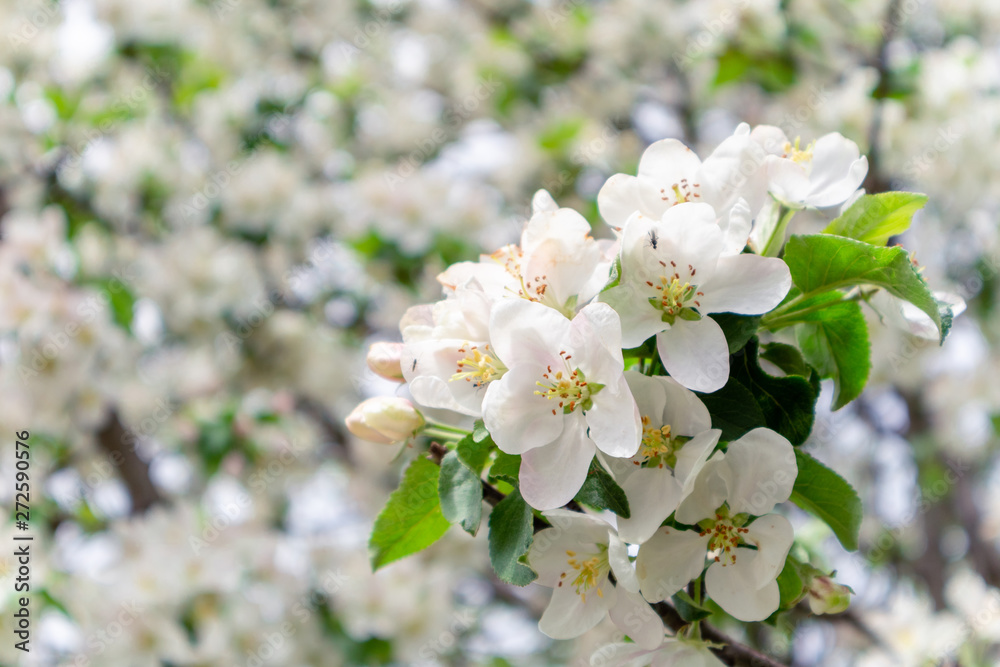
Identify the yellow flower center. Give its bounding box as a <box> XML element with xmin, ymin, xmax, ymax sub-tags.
<box><xmin>534</xmin><ymin>351</ymin><xmax>604</xmax><ymax>415</ymax></box>
<box><xmin>645</xmin><ymin>261</ymin><xmax>704</xmax><ymax>325</ymax></box>
<box><xmin>557</xmin><ymin>546</ymin><xmax>610</xmax><ymax>602</ymax></box>
<box><xmin>637</xmin><ymin>417</ymin><xmax>678</xmax><ymax>468</ymax></box>
<box><xmin>452</xmin><ymin>344</ymin><xmax>506</xmax><ymax>389</ymax></box>
<box><xmin>782</xmin><ymin>137</ymin><xmax>815</xmax><ymax>165</ymax></box>
<box><xmin>700</xmin><ymin>513</ymin><xmax>750</xmax><ymax>567</ymax></box>
<box><xmin>658</xmin><ymin>178</ymin><xmax>702</xmax><ymax>205</ymax></box>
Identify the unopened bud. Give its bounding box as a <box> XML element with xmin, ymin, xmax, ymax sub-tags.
<box><xmin>807</xmin><ymin>576</ymin><xmax>852</xmax><ymax>615</ymax></box>
<box><xmin>367</xmin><ymin>341</ymin><xmax>405</xmax><ymax>381</ymax></box>
<box><xmin>345</xmin><ymin>397</ymin><xmax>424</xmax><ymax>444</ymax></box>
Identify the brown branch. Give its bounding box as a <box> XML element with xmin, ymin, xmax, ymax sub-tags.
<box><xmin>653</xmin><ymin>602</ymin><xmax>788</xmax><ymax>667</ymax></box>
<box><xmin>862</xmin><ymin>0</ymin><xmax>901</xmax><ymax>195</ymax></box>
<box><xmin>95</xmin><ymin>409</ymin><xmax>162</xmax><ymax>515</ymax></box>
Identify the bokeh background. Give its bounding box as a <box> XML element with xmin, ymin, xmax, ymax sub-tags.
<box><xmin>1</xmin><ymin>0</ymin><xmax>999</xmax><ymax>665</ymax></box>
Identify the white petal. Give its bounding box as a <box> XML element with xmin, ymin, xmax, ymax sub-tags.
<box><xmin>635</xmin><ymin>140</ymin><xmax>703</xmax><ymax>217</ymax></box>
<box><xmin>609</xmin><ymin>587</ymin><xmax>665</xmax><ymax>650</ymax></box>
<box><xmin>658</xmin><ymin>377</ymin><xmax>712</xmax><ymax>436</ymax></box>
<box><xmin>636</xmin><ymin>528</ymin><xmax>709</xmax><ymax>602</ymax></box>
<box><xmin>520</xmin><ymin>417</ymin><xmax>596</xmax><ymax>510</ymax></box>
<box><xmin>675</xmin><ymin>449</ymin><xmax>728</xmax><ymax>525</ymax></box>
<box><xmin>609</xmin><ymin>530</ymin><xmax>641</xmax><ymax>593</ymax></box>
<box><xmin>696</xmin><ymin>254</ymin><xmax>791</xmax><ymax>316</ymax></box>
<box><xmin>599</xmin><ymin>282</ymin><xmax>667</xmax><ymax>349</ymax></box>
<box><xmin>587</xmin><ymin>374</ymin><xmax>642</xmax><ymax>459</ymax></box>
<box><xmin>744</xmin><ymin>514</ymin><xmax>795</xmax><ymax>591</ymax></box>
<box><xmin>617</xmin><ymin>467</ymin><xmax>683</xmax><ymax>545</ymax></box>
<box><xmin>482</xmin><ymin>365</ymin><xmax>564</xmax><ymax>454</ymax></box>
<box><xmin>674</xmin><ymin>429</ymin><xmax>723</xmax><ymax>490</ymax></box>
<box><xmin>489</xmin><ymin>298</ymin><xmax>572</xmax><ymax>368</ymax></box>
<box><xmin>572</xmin><ymin>302</ymin><xmax>626</xmax><ymax>379</ymax></box>
<box><xmin>720</xmin><ymin>198</ymin><xmax>753</xmax><ymax>256</ymax></box>
<box><xmin>598</xmin><ymin>173</ymin><xmax>643</xmax><ymax>231</ymax></box>
<box><xmin>625</xmin><ymin>371</ymin><xmax>669</xmax><ymax>428</ymax></box>
<box><xmin>765</xmin><ymin>156</ymin><xmax>811</xmax><ymax>205</ymax></box>
<box><xmin>529</xmin><ymin>514</ymin><xmax>614</xmax><ymax>586</ymax></box>
<box><xmin>749</xmin><ymin>125</ymin><xmax>789</xmax><ymax>154</ymax></box>
<box><xmin>722</xmin><ymin>428</ymin><xmax>797</xmax><ymax>516</ymax></box>
<box><xmin>705</xmin><ymin>556</ymin><xmax>780</xmax><ymax>622</ymax></box>
<box><xmin>806</xmin><ymin>133</ymin><xmax>867</xmax><ymax>208</ymax></box>
<box><xmin>656</xmin><ymin>318</ymin><xmax>730</xmax><ymax>393</ymax></box>
<box><xmin>538</xmin><ymin>575</ymin><xmax>617</xmax><ymax>639</ymax></box>
<box><xmin>532</xmin><ymin>188</ymin><xmax>559</xmax><ymax>213</ymax></box>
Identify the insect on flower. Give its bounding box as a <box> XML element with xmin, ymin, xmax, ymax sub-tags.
<box><xmin>645</xmin><ymin>229</ymin><xmax>659</xmax><ymax>250</ymax></box>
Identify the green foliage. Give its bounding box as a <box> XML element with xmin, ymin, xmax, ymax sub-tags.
<box><xmin>696</xmin><ymin>377</ymin><xmax>768</xmax><ymax>441</ymax></box>
<box><xmin>730</xmin><ymin>338</ymin><xmax>818</xmax><ymax>445</ymax></box>
<box><xmin>489</xmin><ymin>451</ymin><xmax>521</xmax><ymax>486</ymax></box>
<box><xmin>672</xmin><ymin>589</ymin><xmax>712</xmax><ymax>622</ymax></box>
<box><xmin>790</xmin><ymin>450</ymin><xmax>863</xmax><ymax>551</ymax></box>
<box><xmin>710</xmin><ymin>313</ymin><xmax>763</xmax><ymax>354</ymax></box>
<box><xmin>573</xmin><ymin>458</ymin><xmax>631</xmax><ymax>518</ymax></box>
<box><xmin>822</xmin><ymin>192</ymin><xmax>928</xmax><ymax>246</ymax></box>
<box><xmin>438</xmin><ymin>451</ymin><xmax>484</xmax><ymax>535</ymax></box>
<box><xmin>759</xmin><ymin>342</ymin><xmax>811</xmax><ymax>378</ymax></box>
<box><xmin>458</xmin><ymin>426</ymin><xmax>494</xmax><ymax>475</ymax></box>
<box><xmin>775</xmin><ymin>556</ymin><xmax>807</xmax><ymax>610</ymax></box>
<box><xmin>370</xmin><ymin>457</ymin><xmax>451</xmax><ymax>570</ymax></box>
<box><xmin>783</xmin><ymin>234</ymin><xmax>947</xmax><ymax>342</ymax></box>
<box><xmin>713</xmin><ymin>46</ymin><xmax>797</xmax><ymax>92</ymax></box>
<box><xmin>487</xmin><ymin>489</ymin><xmax>537</xmax><ymax>586</ymax></box>
<box><xmin>795</xmin><ymin>295</ymin><xmax>872</xmax><ymax>410</ymax></box>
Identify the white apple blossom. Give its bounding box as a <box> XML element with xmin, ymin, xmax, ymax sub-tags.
<box><xmin>345</xmin><ymin>397</ymin><xmax>425</xmax><ymax>444</ymax></box>
<box><xmin>608</xmin><ymin>372</ymin><xmax>717</xmax><ymax>545</ymax></box>
<box><xmin>635</xmin><ymin>428</ymin><xmax>797</xmax><ymax>622</ymax></box>
<box><xmin>400</xmin><ymin>282</ymin><xmax>502</xmax><ymax>417</ymax></box>
<box><xmin>591</xmin><ymin>637</ymin><xmax>725</xmax><ymax>667</ymax></box>
<box><xmin>483</xmin><ymin>299</ymin><xmax>641</xmax><ymax>510</ymax></box>
<box><xmin>750</xmin><ymin>125</ymin><xmax>869</xmax><ymax>209</ymax></box>
<box><xmin>438</xmin><ymin>189</ymin><xmax>615</xmax><ymax>318</ymax></box>
<box><xmin>597</xmin><ymin>124</ymin><xmax>768</xmax><ymax>251</ymax></box>
<box><xmin>527</xmin><ymin>510</ymin><xmax>664</xmax><ymax>648</ymax></box>
<box><xmin>600</xmin><ymin>204</ymin><xmax>791</xmax><ymax>392</ymax></box>
<box><xmin>869</xmin><ymin>289</ymin><xmax>966</xmax><ymax>341</ymax></box>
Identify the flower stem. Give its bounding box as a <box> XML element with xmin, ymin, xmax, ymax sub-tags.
<box><xmin>761</xmin><ymin>206</ymin><xmax>797</xmax><ymax>258</ymax></box>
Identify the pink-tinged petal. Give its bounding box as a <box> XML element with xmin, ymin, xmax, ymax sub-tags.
<box><xmin>609</xmin><ymin>588</ymin><xmax>666</xmax><ymax>650</ymax></box>
<box><xmin>636</xmin><ymin>528</ymin><xmax>709</xmax><ymax>602</ymax></box>
<box><xmin>598</xmin><ymin>173</ymin><xmax>643</xmax><ymax>231</ymax></box>
<box><xmin>722</xmin><ymin>428</ymin><xmax>797</xmax><ymax>516</ymax></box>
<box><xmin>399</xmin><ymin>303</ymin><xmax>435</xmax><ymax>338</ymax></box>
<box><xmin>587</xmin><ymin>375</ymin><xmax>641</xmax><ymax>458</ymax></box>
<box><xmin>616</xmin><ymin>466</ymin><xmax>683</xmax><ymax>545</ymax></box>
<box><xmin>659</xmin><ymin>376</ymin><xmax>712</xmax><ymax>436</ymax></box>
<box><xmin>705</xmin><ymin>556</ymin><xmax>780</xmax><ymax>622</ymax></box>
<box><xmin>743</xmin><ymin>515</ymin><xmax>795</xmax><ymax>590</ymax></box>
<box><xmin>599</xmin><ymin>283</ymin><xmax>667</xmax><ymax>349</ymax></box>
<box><xmin>489</xmin><ymin>298</ymin><xmax>572</xmax><ymax>368</ymax></box>
<box><xmin>656</xmin><ymin>317</ymin><xmax>730</xmax><ymax>393</ymax></box>
<box><xmin>404</xmin><ymin>338</ymin><xmax>494</xmax><ymax>416</ymax></box>
<box><xmin>482</xmin><ymin>365</ymin><xmax>564</xmax><ymax>454</ymax></box>
<box><xmin>696</xmin><ymin>254</ymin><xmax>791</xmax><ymax>316</ymax></box>
<box><xmin>520</xmin><ymin>417</ymin><xmax>596</xmax><ymax>510</ymax></box>
<box><xmin>438</xmin><ymin>259</ymin><xmax>514</xmax><ymax>296</ymax></box>
<box><xmin>538</xmin><ymin>575</ymin><xmax>617</xmax><ymax>640</ymax></box>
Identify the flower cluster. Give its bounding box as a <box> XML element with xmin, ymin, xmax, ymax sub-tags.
<box><xmin>343</xmin><ymin>122</ymin><xmax>935</xmax><ymax>662</ymax></box>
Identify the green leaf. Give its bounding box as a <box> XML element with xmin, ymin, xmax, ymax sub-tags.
<box><xmin>369</xmin><ymin>457</ymin><xmax>451</xmax><ymax>570</ymax></box>
<box><xmin>488</xmin><ymin>489</ymin><xmax>537</xmax><ymax>586</ymax></box>
<box><xmin>438</xmin><ymin>451</ymin><xmax>484</xmax><ymax>536</ymax></box>
<box><xmin>759</xmin><ymin>342</ymin><xmax>811</xmax><ymax>379</ymax></box>
<box><xmin>822</xmin><ymin>192</ymin><xmax>928</xmax><ymax>246</ymax></box>
<box><xmin>776</xmin><ymin>556</ymin><xmax>807</xmax><ymax>610</ymax></box>
<box><xmin>783</xmin><ymin>234</ymin><xmax>946</xmax><ymax>342</ymax></box>
<box><xmin>730</xmin><ymin>338</ymin><xmax>817</xmax><ymax>445</ymax></box>
<box><xmin>696</xmin><ymin>378</ymin><xmax>767</xmax><ymax>441</ymax></box>
<box><xmin>672</xmin><ymin>589</ymin><xmax>712</xmax><ymax>622</ymax></box>
<box><xmin>573</xmin><ymin>458</ymin><xmax>631</xmax><ymax>518</ymax></box>
<box><xmin>489</xmin><ymin>452</ymin><xmax>521</xmax><ymax>486</ymax></box>
<box><xmin>795</xmin><ymin>296</ymin><xmax>871</xmax><ymax>410</ymax></box>
<box><xmin>458</xmin><ymin>429</ymin><xmax>493</xmax><ymax>475</ymax></box>
<box><xmin>790</xmin><ymin>450</ymin><xmax>863</xmax><ymax>551</ymax></box>
<box><xmin>710</xmin><ymin>313</ymin><xmax>762</xmax><ymax>354</ymax></box>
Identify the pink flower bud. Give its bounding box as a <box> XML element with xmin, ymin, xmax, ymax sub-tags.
<box><xmin>367</xmin><ymin>342</ymin><xmax>405</xmax><ymax>382</ymax></box>
<box><xmin>807</xmin><ymin>576</ymin><xmax>852</xmax><ymax>615</ymax></box>
<box><xmin>345</xmin><ymin>397</ymin><xmax>424</xmax><ymax>444</ymax></box>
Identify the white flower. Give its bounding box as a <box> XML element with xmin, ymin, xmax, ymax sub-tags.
<box><xmin>366</xmin><ymin>341</ymin><xmax>405</xmax><ymax>381</ymax></box>
<box><xmin>608</xmin><ymin>372</ymin><xmax>716</xmax><ymax>545</ymax></box>
<box><xmin>400</xmin><ymin>282</ymin><xmax>503</xmax><ymax>417</ymax></box>
<box><xmin>345</xmin><ymin>397</ymin><xmax>425</xmax><ymax>444</ymax></box>
<box><xmin>869</xmin><ymin>289</ymin><xmax>966</xmax><ymax>340</ymax></box>
<box><xmin>591</xmin><ymin>637</ymin><xmax>725</xmax><ymax>667</ymax></box>
<box><xmin>528</xmin><ymin>510</ymin><xmax>663</xmax><ymax>648</ymax></box>
<box><xmin>750</xmin><ymin>125</ymin><xmax>868</xmax><ymax>209</ymax></box>
<box><xmin>483</xmin><ymin>299</ymin><xmax>641</xmax><ymax>510</ymax></box>
<box><xmin>599</xmin><ymin>204</ymin><xmax>791</xmax><ymax>392</ymax></box>
<box><xmin>438</xmin><ymin>189</ymin><xmax>614</xmax><ymax>317</ymax></box>
<box><xmin>635</xmin><ymin>428</ymin><xmax>797</xmax><ymax>622</ymax></box>
<box><xmin>597</xmin><ymin>123</ymin><xmax>768</xmax><ymax>251</ymax></box>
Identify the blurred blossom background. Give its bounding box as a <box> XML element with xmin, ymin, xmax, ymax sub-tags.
<box><xmin>0</xmin><ymin>0</ymin><xmax>999</xmax><ymax>665</ymax></box>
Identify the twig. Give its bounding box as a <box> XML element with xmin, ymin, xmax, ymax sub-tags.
<box><xmin>653</xmin><ymin>602</ymin><xmax>788</xmax><ymax>667</ymax></box>
<box><xmin>95</xmin><ymin>410</ymin><xmax>162</xmax><ymax>515</ymax></box>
